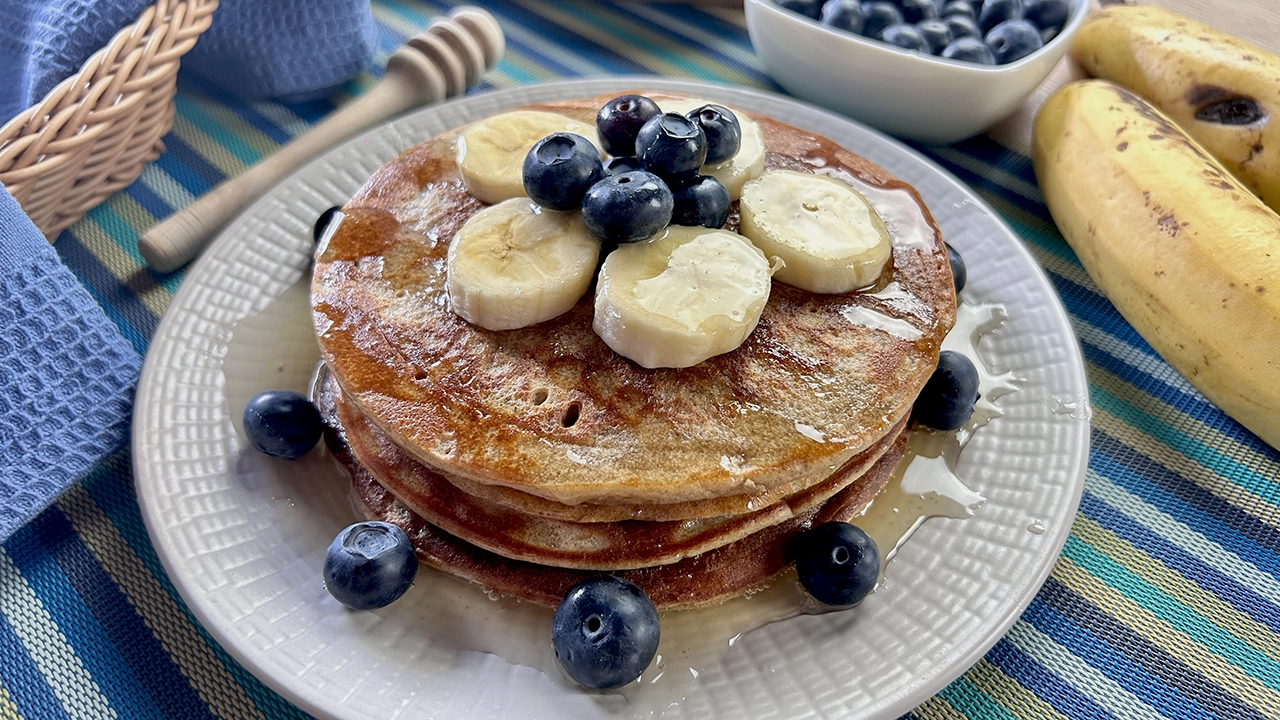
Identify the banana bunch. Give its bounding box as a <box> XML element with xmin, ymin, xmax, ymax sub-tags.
<box><xmin>1071</xmin><ymin>6</ymin><xmax>1280</xmax><ymax>212</ymax></box>
<box><xmin>1032</xmin><ymin>80</ymin><xmax>1280</xmax><ymax>449</ymax></box>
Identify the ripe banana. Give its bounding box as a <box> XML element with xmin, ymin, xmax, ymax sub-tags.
<box><xmin>446</xmin><ymin>198</ymin><xmax>599</xmax><ymax>331</ymax></box>
<box><xmin>457</xmin><ymin>111</ymin><xmax>601</xmax><ymax>205</ymax></box>
<box><xmin>1033</xmin><ymin>79</ymin><xmax>1280</xmax><ymax>450</ymax></box>
<box><xmin>738</xmin><ymin>170</ymin><xmax>891</xmax><ymax>294</ymax></box>
<box><xmin>1072</xmin><ymin>6</ymin><xmax>1280</xmax><ymax>212</ymax></box>
<box><xmin>656</xmin><ymin>97</ymin><xmax>766</xmax><ymax>200</ymax></box>
<box><xmin>593</xmin><ymin>226</ymin><xmax>772</xmax><ymax>368</ymax></box>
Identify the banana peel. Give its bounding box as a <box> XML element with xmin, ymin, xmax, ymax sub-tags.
<box><xmin>1032</xmin><ymin>79</ymin><xmax>1280</xmax><ymax>450</ymax></box>
<box><xmin>1072</xmin><ymin>5</ymin><xmax>1280</xmax><ymax>213</ymax></box>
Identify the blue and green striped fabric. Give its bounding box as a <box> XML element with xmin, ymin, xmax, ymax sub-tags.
<box><xmin>5</xmin><ymin>1</ymin><xmax>1278</xmax><ymax>718</ymax></box>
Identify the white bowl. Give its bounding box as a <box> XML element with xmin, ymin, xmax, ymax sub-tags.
<box><xmin>745</xmin><ymin>0</ymin><xmax>1089</xmax><ymax>144</ymax></box>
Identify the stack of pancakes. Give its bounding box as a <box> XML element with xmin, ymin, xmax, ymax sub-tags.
<box><xmin>311</xmin><ymin>93</ymin><xmax>956</xmax><ymax>610</ymax></box>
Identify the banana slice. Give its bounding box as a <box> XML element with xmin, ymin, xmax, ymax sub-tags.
<box><xmin>457</xmin><ymin>111</ymin><xmax>602</xmax><ymax>205</ymax></box>
<box><xmin>739</xmin><ymin>170</ymin><xmax>891</xmax><ymax>294</ymax></box>
<box><xmin>594</xmin><ymin>226</ymin><xmax>772</xmax><ymax>368</ymax></box>
<box><xmin>447</xmin><ymin>198</ymin><xmax>600</xmax><ymax>331</ymax></box>
<box><xmin>657</xmin><ymin>98</ymin><xmax>766</xmax><ymax>201</ymax></box>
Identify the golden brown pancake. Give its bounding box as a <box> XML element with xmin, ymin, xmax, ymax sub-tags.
<box><xmin>312</xmin><ymin>91</ymin><xmax>955</xmax><ymax>506</ymax></box>
<box><xmin>336</xmin><ymin>423</ymin><xmax>908</xmax><ymax>610</ymax></box>
<box><xmin>330</xmin><ymin>372</ymin><xmax>907</xmax><ymax>570</ymax></box>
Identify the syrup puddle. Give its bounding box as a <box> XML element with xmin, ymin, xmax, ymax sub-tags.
<box><xmin>225</xmin><ymin>274</ymin><xmax>1019</xmax><ymax>716</ymax></box>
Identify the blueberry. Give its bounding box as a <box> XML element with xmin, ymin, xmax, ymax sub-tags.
<box><xmin>323</xmin><ymin>522</ymin><xmax>418</xmax><ymax>610</ymax></box>
<box><xmin>636</xmin><ymin>113</ymin><xmax>707</xmax><ymax>182</ymax></box>
<box><xmin>985</xmin><ymin>19</ymin><xmax>1043</xmax><ymax>63</ymax></box>
<box><xmin>685</xmin><ymin>105</ymin><xmax>741</xmax><ymax>165</ymax></box>
<box><xmin>243</xmin><ymin>390</ymin><xmax>323</xmax><ymax>459</ymax></box>
<box><xmin>912</xmin><ymin>350</ymin><xmax>980</xmax><ymax>430</ymax></box>
<box><xmin>596</xmin><ymin>95</ymin><xmax>662</xmax><ymax>158</ymax></box>
<box><xmin>860</xmin><ymin>2</ymin><xmax>904</xmax><ymax>38</ymax></box>
<box><xmin>522</xmin><ymin>133</ymin><xmax>604</xmax><ymax>211</ymax></box>
<box><xmin>1024</xmin><ymin>0</ymin><xmax>1069</xmax><ymax>31</ymax></box>
<box><xmin>552</xmin><ymin>576</ymin><xmax>660</xmax><ymax>690</ymax></box>
<box><xmin>944</xmin><ymin>14</ymin><xmax>981</xmax><ymax>39</ymax></box>
<box><xmin>940</xmin><ymin>0</ymin><xmax>975</xmax><ymax>19</ymax></box>
<box><xmin>820</xmin><ymin>0</ymin><xmax>864</xmax><ymax>33</ymax></box>
<box><xmin>977</xmin><ymin>0</ymin><xmax>1022</xmax><ymax>32</ymax></box>
<box><xmin>313</xmin><ymin>206</ymin><xmax>342</xmax><ymax>243</ymax></box>
<box><xmin>880</xmin><ymin>23</ymin><xmax>929</xmax><ymax>52</ymax></box>
<box><xmin>916</xmin><ymin>19</ymin><xmax>953</xmax><ymax>53</ymax></box>
<box><xmin>941</xmin><ymin>35</ymin><xmax>995</xmax><ymax>63</ymax></box>
<box><xmin>581</xmin><ymin>171</ymin><xmax>674</xmax><ymax>244</ymax></box>
<box><xmin>670</xmin><ymin>175</ymin><xmax>731</xmax><ymax>229</ymax></box>
<box><xmin>1040</xmin><ymin>25</ymin><xmax>1059</xmax><ymax>44</ymax></box>
<box><xmin>793</xmin><ymin>522</ymin><xmax>880</xmax><ymax>607</ymax></box>
<box><xmin>946</xmin><ymin>242</ymin><xmax>967</xmax><ymax>293</ymax></box>
<box><xmin>775</xmin><ymin>0</ymin><xmax>823</xmax><ymax>18</ymax></box>
<box><xmin>605</xmin><ymin>156</ymin><xmax>644</xmax><ymax>176</ymax></box>
<box><xmin>897</xmin><ymin>0</ymin><xmax>938</xmax><ymax>23</ymax></box>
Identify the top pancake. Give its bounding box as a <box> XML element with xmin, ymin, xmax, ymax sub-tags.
<box><xmin>312</xmin><ymin>91</ymin><xmax>955</xmax><ymax>505</ymax></box>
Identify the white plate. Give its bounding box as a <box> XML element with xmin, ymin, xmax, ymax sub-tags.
<box><xmin>134</xmin><ymin>78</ymin><xmax>1089</xmax><ymax>720</ymax></box>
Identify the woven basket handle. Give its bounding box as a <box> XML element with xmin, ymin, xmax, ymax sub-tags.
<box><xmin>139</xmin><ymin>6</ymin><xmax>503</xmax><ymax>272</ymax></box>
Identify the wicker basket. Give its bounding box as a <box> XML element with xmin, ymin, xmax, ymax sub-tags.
<box><xmin>0</xmin><ymin>0</ymin><xmax>218</xmax><ymax>240</ymax></box>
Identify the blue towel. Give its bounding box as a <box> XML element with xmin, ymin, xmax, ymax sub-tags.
<box><xmin>0</xmin><ymin>185</ymin><xmax>141</xmax><ymax>541</ymax></box>
<box><xmin>0</xmin><ymin>0</ymin><xmax>375</xmax><ymax>122</ymax></box>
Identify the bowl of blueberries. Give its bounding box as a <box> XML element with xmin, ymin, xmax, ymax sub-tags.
<box><xmin>745</xmin><ymin>0</ymin><xmax>1088</xmax><ymax>144</ymax></box>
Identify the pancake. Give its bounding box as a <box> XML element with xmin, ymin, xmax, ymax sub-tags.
<box><xmin>337</xmin><ymin>422</ymin><xmax>908</xmax><ymax>610</ymax></box>
<box><xmin>330</xmin><ymin>372</ymin><xmax>907</xmax><ymax>570</ymax></box>
<box><xmin>312</xmin><ymin>91</ymin><xmax>955</xmax><ymax>506</ymax></box>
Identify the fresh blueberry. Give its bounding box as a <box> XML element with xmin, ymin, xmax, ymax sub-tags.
<box><xmin>944</xmin><ymin>14</ymin><xmax>982</xmax><ymax>39</ymax></box>
<box><xmin>820</xmin><ymin>0</ymin><xmax>864</xmax><ymax>33</ymax></box>
<box><xmin>323</xmin><ymin>522</ymin><xmax>418</xmax><ymax>610</ymax></box>
<box><xmin>775</xmin><ymin>0</ymin><xmax>823</xmax><ymax>18</ymax></box>
<box><xmin>916</xmin><ymin>19</ymin><xmax>953</xmax><ymax>53</ymax></box>
<box><xmin>685</xmin><ymin>105</ymin><xmax>741</xmax><ymax>165</ymax></box>
<box><xmin>596</xmin><ymin>95</ymin><xmax>662</xmax><ymax>158</ymax></box>
<box><xmin>670</xmin><ymin>175</ymin><xmax>731</xmax><ymax>229</ymax></box>
<box><xmin>860</xmin><ymin>2</ymin><xmax>904</xmax><ymax>38</ymax></box>
<box><xmin>941</xmin><ymin>35</ymin><xmax>995</xmax><ymax>63</ymax></box>
<box><xmin>793</xmin><ymin>522</ymin><xmax>880</xmax><ymax>607</ymax></box>
<box><xmin>897</xmin><ymin>0</ymin><xmax>938</xmax><ymax>23</ymax></box>
<box><xmin>912</xmin><ymin>350</ymin><xmax>980</xmax><ymax>430</ymax></box>
<box><xmin>985</xmin><ymin>19</ymin><xmax>1043</xmax><ymax>63</ymax></box>
<box><xmin>522</xmin><ymin>133</ymin><xmax>604</xmax><ymax>211</ymax></box>
<box><xmin>946</xmin><ymin>242</ymin><xmax>967</xmax><ymax>293</ymax></box>
<box><xmin>313</xmin><ymin>206</ymin><xmax>342</xmax><ymax>243</ymax></box>
<box><xmin>1040</xmin><ymin>25</ymin><xmax>1059</xmax><ymax>44</ymax></box>
<box><xmin>636</xmin><ymin>113</ymin><xmax>707</xmax><ymax>182</ymax></box>
<box><xmin>977</xmin><ymin>0</ymin><xmax>1023</xmax><ymax>32</ymax></box>
<box><xmin>552</xmin><ymin>576</ymin><xmax>660</xmax><ymax>690</ymax></box>
<box><xmin>940</xmin><ymin>0</ymin><xmax>975</xmax><ymax>19</ymax></box>
<box><xmin>880</xmin><ymin>23</ymin><xmax>929</xmax><ymax>52</ymax></box>
<box><xmin>243</xmin><ymin>390</ymin><xmax>323</xmax><ymax>460</ymax></box>
<box><xmin>605</xmin><ymin>156</ymin><xmax>644</xmax><ymax>176</ymax></box>
<box><xmin>581</xmin><ymin>171</ymin><xmax>674</xmax><ymax>245</ymax></box>
<box><xmin>1023</xmin><ymin>0</ymin><xmax>1069</xmax><ymax>31</ymax></box>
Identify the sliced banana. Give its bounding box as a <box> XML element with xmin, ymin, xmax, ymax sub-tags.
<box><xmin>594</xmin><ymin>226</ymin><xmax>772</xmax><ymax>368</ymax></box>
<box><xmin>447</xmin><ymin>199</ymin><xmax>599</xmax><ymax>331</ymax></box>
<box><xmin>657</xmin><ymin>97</ymin><xmax>766</xmax><ymax>201</ymax></box>
<box><xmin>457</xmin><ymin>111</ymin><xmax>602</xmax><ymax>205</ymax></box>
<box><xmin>739</xmin><ymin>170</ymin><xmax>891</xmax><ymax>294</ymax></box>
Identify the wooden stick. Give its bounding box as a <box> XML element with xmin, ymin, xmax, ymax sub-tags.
<box><xmin>139</xmin><ymin>6</ymin><xmax>504</xmax><ymax>273</ymax></box>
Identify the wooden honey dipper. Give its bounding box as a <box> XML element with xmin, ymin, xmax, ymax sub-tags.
<box><xmin>139</xmin><ymin>6</ymin><xmax>505</xmax><ymax>273</ymax></box>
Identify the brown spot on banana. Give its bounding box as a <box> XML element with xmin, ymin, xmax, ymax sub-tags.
<box><xmin>1117</xmin><ymin>142</ymin><xmax>1129</xmax><ymax>152</ymax></box>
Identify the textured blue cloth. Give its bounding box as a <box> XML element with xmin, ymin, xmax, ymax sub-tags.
<box><xmin>0</xmin><ymin>0</ymin><xmax>375</xmax><ymax>122</ymax></box>
<box><xmin>0</xmin><ymin>185</ymin><xmax>141</xmax><ymax>541</ymax></box>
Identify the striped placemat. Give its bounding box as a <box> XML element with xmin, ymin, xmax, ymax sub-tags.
<box><xmin>4</xmin><ymin>1</ymin><xmax>1278</xmax><ymax>718</ymax></box>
